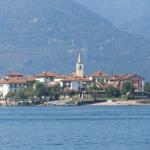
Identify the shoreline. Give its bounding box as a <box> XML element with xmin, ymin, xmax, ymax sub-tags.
<box><xmin>91</xmin><ymin>99</ymin><xmax>150</xmax><ymax>106</ymax></box>
<box><xmin>0</xmin><ymin>99</ymin><xmax>150</xmax><ymax>107</ymax></box>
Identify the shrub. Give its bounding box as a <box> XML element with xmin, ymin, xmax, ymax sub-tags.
<box><xmin>105</xmin><ymin>86</ymin><xmax>121</xmax><ymax>98</ymax></box>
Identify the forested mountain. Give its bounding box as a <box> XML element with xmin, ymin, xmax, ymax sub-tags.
<box><xmin>0</xmin><ymin>0</ymin><xmax>150</xmax><ymax>79</ymax></box>
<box><xmin>74</xmin><ymin>0</ymin><xmax>150</xmax><ymax>26</ymax></box>
<box><xmin>120</xmin><ymin>14</ymin><xmax>150</xmax><ymax>38</ymax></box>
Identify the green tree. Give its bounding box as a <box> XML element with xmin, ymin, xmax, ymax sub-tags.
<box><xmin>62</xmin><ymin>88</ymin><xmax>70</xmax><ymax>97</ymax></box>
<box><xmin>16</xmin><ymin>90</ymin><xmax>26</xmax><ymax>99</ymax></box>
<box><xmin>24</xmin><ymin>87</ymin><xmax>34</xmax><ymax>98</ymax></box>
<box><xmin>90</xmin><ymin>83</ymin><xmax>99</xmax><ymax>101</ymax></box>
<box><xmin>5</xmin><ymin>91</ymin><xmax>16</xmax><ymax>99</ymax></box>
<box><xmin>144</xmin><ymin>82</ymin><xmax>150</xmax><ymax>98</ymax></box>
<box><xmin>144</xmin><ymin>82</ymin><xmax>150</xmax><ymax>92</ymax></box>
<box><xmin>54</xmin><ymin>84</ymin><xmax>62</xmax><ymax>100</ymax></box>
<box><xmin>69</xmin><ymin>90</ymin><xmax>76</xmax><ymax>98</ymax></box>
<box><xmin>48</xmin><ymin>84</ymin><xmax>62</xmax><ymax>100</ymax></box>
<box><xmin>90</xmin><ymin>83</ymin><xmax>99</xmax><ymax>90</ymax></box>
<box><xmin>106</xmin><ymin>86</ymin><xmax>121</xmax><ymax>98</ymax></box>
<box><xmin>122</xmin><ymin>82</ymin><xmax>135</xmax><ymax>95</ymax></box>
<box><xmin>34</xmin><ymin>82</ymin><xmax>47</xmax><ymax>98</ymax></box>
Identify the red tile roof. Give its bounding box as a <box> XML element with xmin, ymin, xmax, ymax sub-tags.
<box><xmin>110</xmin><ymin>74</ymin><xmax>144</xmax><ymax>81</ymax></box>
<box><xmin>54</xmin><ymin>75</ymin><xmax>66</xmax><ymax>79</ymax></box>
<box><xmin>0</xmin><ymin>78</ymin><xmax>26</xmax><ymax>84</ymax></box>
<box><xmin>120</xmin><ymin>74</ymin><xmax>144</xmax><ymax>80</ymax></box>
<box><xmin>62</xmin><ymin>76</ymin><xmax>90</xmax><ymax>82</ymax></box>
<box><xmin>26</xmin><ymin>76</ymin><xmax>36</xmax><ymax>82</ymax></box>
<box><xmin>110</xmin><ymin>74</ymin><xmax>126</xmax><ymax>81</ymax></box>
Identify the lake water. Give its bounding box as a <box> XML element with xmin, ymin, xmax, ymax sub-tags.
<box><xmin>0</xmin><ymin>106</ymin><xmax>150</xmax><ymax>150</ymax></box>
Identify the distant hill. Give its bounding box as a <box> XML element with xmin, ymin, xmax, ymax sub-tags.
<box><xmin>120</xmin><ymin>14</ymin><xmax>150</xmax><ymax>38</ymax></box>
<box><xmin>0</xmin><ymin>0</ymin><xmax>150</xmax><ymax>80</ymax></box>
<box><xmin>74</xmin><ymin>0</ymin><xmax>150</xmax><ymax>26</ymax></box>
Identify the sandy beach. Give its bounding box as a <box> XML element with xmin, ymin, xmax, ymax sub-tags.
<box><xmin>91</xmin><ymin>99</ymin><xmax>150</xmax><ymax>106</ymax></box>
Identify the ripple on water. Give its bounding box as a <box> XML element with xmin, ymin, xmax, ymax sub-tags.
<box><xmin>0</xmin><ymin>106</ymin><xmax>149</xmax><ymax>150</ymax></box>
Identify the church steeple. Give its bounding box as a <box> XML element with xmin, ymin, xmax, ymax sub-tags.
<box><xmin>76</xmin><ymin>52</ymin><xmax>84</xmax><ymax>77</ymax></box>
<box><xmin>77</xmin><ymin>53</ymin><xmax>81</xmax><ymax>64</ymax></box>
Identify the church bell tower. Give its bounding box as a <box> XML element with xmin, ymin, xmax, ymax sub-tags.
<box><xmin>76</xmin><ymin>53</ymin><xmax>84</xmax><ymax>77</ymax></box>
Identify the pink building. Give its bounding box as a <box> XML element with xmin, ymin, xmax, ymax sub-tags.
<box><xmin>109</xmin><ymin>74</ymin><xmax>144</xmax><ymax>92</ymax></box>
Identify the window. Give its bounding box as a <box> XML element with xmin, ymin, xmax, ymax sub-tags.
<box><xmin>79</xmin><ymin>66</ymin><xmax>82</xmax><ymax>70</ymax></box>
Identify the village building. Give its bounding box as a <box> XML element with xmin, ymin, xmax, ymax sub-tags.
<box><xmin>109</xmin><ymin>74</ymin><xmax>145</xmax><ymax>92</ymax></box>
<box><xmin>0</xmin><ymin>53</ymin><xmax>146</xmax><ymax>100</ymax></box>
<box><xmin>60</xmin><ymin>77</ymin><xmax>84</xmax><ymax>91</ymax></box>
<box><xmin>60</xmin><ymin>76</ymin><xmax>91</xmax><ymax>91</ymax></box>
<box><xmin>0</xmin><ymin>72</ymin><xmax>27</xmax><ymax>98</ymax></box>
<box><xmin>36</xmin><ymin>72</ymin><xmax>58</xmax><ymax>84</ymax></box>
<box><xmin>90</xmin><ymin>71</ymin><xmax>110</xmax><ymax>84</ymax></box>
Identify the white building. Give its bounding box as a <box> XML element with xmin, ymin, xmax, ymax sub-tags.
<box><xmin>60</xmin><ymin>76</ymin><xmax>91</xmax><ymax>91</ymax></box>
<box><xmin>0</xmin><ymin>72</ymin><xmax>27</xmax><ymax>98</ymax></box>
<box><xmin>60</xmin><ymin>77</ymin><xmax>84</xmax><ymax>91</ymax></box>
<box><xmin>36</xmin><ymin>72</ymin><xmax>58</xmax><ymax>84</ymax></box>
